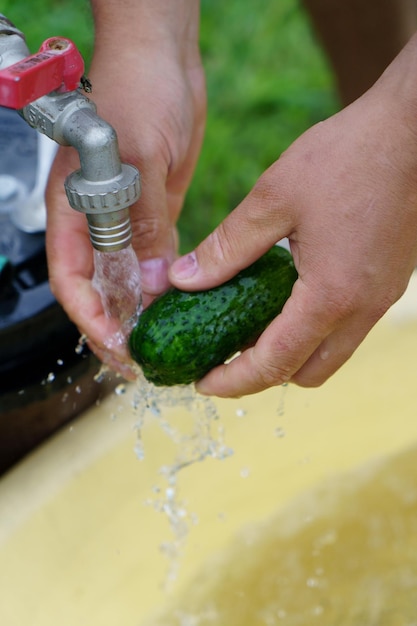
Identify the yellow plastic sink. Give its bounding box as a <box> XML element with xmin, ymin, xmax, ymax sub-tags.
<box><xmin>1</xmin><ymin>274</ymin><xmax>417</xmax><ymax>625</ymax></box>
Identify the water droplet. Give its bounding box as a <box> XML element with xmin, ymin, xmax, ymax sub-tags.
<box><xmin>115</xmin><ymin>383</ymin><xmax>126</xmax><ymax>396</ymax></box>
<box><xmin>134</xmin><ymin>441</ymin><xmax>144</xmax><ymax>460</ymax></box>
<box><xmin>94</xmin><ymin>365</ymin><xmax>108</xmax><ymax>383</ymax></box>
<box><xmin>240</xmin><ymin>466</ymin><xmax>250</xmax><ymax>478</ymax></box>
<box><xmin>235</xmin><ymin>408</ymin><xmax>246</xmax><ymax>417</ymax></box>
<box><xmin>274</xmin><ymin>426</ymin><xmax>286</xmax><ymax>438</ymax></box>
<box><xmin>306</xmin><ymin>577</ymin><xmax>320</xmax><ymax>588</ymax></box>
<box><xmin>75</xmin><ymin>385</ymin><xmax>82</xmax><ymax>394</ymax></box>
<box><xmin>312</xmin><ymin>605</ymin><xmax>324</xmax><ymax>616</ymax></box>
<box><xmin>314</xmin><ymin>529</ymin><xmax>337</xmax><ymax>549</ymax></box>
<box><xmin>46</xmin><ymin>372</ymin><xmax>55</xmax><ymax>383</ymax></box>
<box><xmin>166</xmin><ymin>487</ymin><xmax>175</xmax><ymax>501</ymax></box>
<box><xmin>56</xmin><ymin>359</ymin><xmax>64</xmax><ymax>366</ymax></box>
<box><xmin>260</xmin><ymin>611</ymin><xmax>275</xmax><ymax>626</ymax></box>
<box><xmin>75</xmin><ymin>334</ymin><xmax>87</xmax><ymax>354</ymax></box>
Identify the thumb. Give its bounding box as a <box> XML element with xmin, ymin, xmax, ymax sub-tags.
<box><xmin>169</xmin><ymin>169</ymin><xmax>294</xmax><ymax>289</ymax></box>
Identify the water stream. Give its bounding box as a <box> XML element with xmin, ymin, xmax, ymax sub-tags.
<box><xmin>92</xmin><ymin>244</ymin><xmax>142</xmax><ymax>350</ymax></box>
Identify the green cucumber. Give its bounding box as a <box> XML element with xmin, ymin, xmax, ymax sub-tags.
<box><xmin>129</xmin><ymin>245</ymin><xmax>297</xmax><ymax>386</ymax></box>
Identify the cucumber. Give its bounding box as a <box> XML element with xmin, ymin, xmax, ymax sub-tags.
<box><xmin>129</xmin><ymin>245</ymin><xmax>297</xmax><ymax>386</ymax></box>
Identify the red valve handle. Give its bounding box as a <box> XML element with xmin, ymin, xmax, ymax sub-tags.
<box><xmin>0</xmin><ymin>37</ymin><xmax>84</xmax><ymax>109</ymax></box>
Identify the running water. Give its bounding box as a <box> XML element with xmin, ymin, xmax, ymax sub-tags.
<box><xmin>92</xmin><ymin>245</ymin><xmax>142</xmax><ymax>350</ymax></box>
<box><xmin>131</xmin><ymin>373</ymin><xmax>233</xmax><ymax>586</ymax></box>
<box><xmin>91</xmin><ymin>245</ymin><xmax>233</xmax><ymax>582</ymax></box>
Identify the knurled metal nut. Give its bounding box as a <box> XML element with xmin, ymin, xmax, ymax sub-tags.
<box><xmin>66</xmin><ymin>180</ymin><xmax>139</xmax><ymax>211</ymax></box>
<box><xmin>64</xmin><ymin>165</ymin><xmax>141</xmax><ymax>214</ymax></box>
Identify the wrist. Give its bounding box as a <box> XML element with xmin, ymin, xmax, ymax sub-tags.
<box><xmin>90</xmin><ymin>0</ymin><xmax>200</xmax><ymax>61</ymax></box>
<box><xmin>372</xmin><ymin>33</ymin><xmax>417</xmax><ymax>132</ymax></box>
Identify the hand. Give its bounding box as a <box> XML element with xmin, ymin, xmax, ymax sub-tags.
<box><xmin>169</xmin><ymin>45</ymin><xmax>417</xmax><ymax>397</ymax></box>
<box><xmin>46</xmin><ymin>8</ymin><xmax>206</xmax><ymax>375</ymax></box>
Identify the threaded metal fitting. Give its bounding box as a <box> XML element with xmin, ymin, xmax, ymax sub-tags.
<box><xmin>86</xmin><ymin>208</ymin><xmax>132</xmax><ymax>252</ymax></box>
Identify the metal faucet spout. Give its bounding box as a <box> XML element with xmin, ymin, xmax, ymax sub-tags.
<box><xmin>59</xmin><ymin>105</ymin><xmax>141</xmax><ymax>252</ymax></box>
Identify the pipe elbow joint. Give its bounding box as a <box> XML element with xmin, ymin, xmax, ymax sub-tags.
<box><xmin>76</xmin><ymin>117</ymin><xmax>117</xmax><ymax>158</ymax></box>
<box><xmin>86</xmin><ymin>123</ymin><xmax>116</xmax><ymax>155</ymax></box>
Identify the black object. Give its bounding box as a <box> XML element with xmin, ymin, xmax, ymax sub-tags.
<box><xmin>0</xmin><ymin>107</ymin><xmax>104</xmax><ymax>474</ymax></box>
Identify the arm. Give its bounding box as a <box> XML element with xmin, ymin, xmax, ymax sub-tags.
<box><xmin>170</xmin><ymin>33</ymin><xmax>417</xmax><ymax>397</ymax></box>
<box><xmin>46</xmin><ymin>0</ymin><xmax>205</xmax><ymax>374</ymax></box>
<box><xmin>302</xmin><ymin>0</ymin><xmax>417</xmax><ymax>105</ymax></box>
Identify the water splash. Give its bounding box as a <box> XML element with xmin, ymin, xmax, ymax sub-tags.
<box><xmin>120</xmin><ymin>371</ymin><xmax>290</xmax><ymax>586</ymax></box>
<box><xmin>130</xmin><ymin>373</ymin><xmax>233</xmax><ymax>586</ymax></box>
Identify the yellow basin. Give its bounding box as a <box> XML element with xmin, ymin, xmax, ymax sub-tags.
<box><xmin>1</xmin><ymin>275</ymin><xmax>417</xmax><ymax>625</ymax></box>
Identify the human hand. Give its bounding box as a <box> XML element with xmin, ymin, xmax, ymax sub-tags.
<box><xmin>169</xmin><ymin>49</ymin><xmax>417</xmax><ymax>397</ymax></box>
<box><xmin>46</xmin><ymin>3</ymin><xmax>206</xmax><ymax>375</ymax></box>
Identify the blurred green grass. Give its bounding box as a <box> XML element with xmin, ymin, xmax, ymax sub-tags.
<box><xmin>1</xmin><ymin>0</ymin><xmax>339</xmax><ymax>252</ymax></box>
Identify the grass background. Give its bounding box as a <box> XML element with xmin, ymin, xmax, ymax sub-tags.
<box><xmin>1</xmin><ymin>0</ymin><xmax>339</xmax><ymax>252</ymax></box>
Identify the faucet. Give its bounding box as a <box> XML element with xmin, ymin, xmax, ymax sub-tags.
<box><xmin>0</xmin><ymin>15</ymin><xmax>140</xmax><ymax>252</ymax></box>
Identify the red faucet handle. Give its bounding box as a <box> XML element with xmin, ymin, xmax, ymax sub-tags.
<box><xmin>0</xmin><ymin>37</ymin><xmax>85</xmax><ymax>110</ymax></box>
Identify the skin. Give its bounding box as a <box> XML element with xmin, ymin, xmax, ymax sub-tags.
<box><xmin>46</xmin><ymin>2</ymin><xmax>417</xmax><ymax>395</ymax></box>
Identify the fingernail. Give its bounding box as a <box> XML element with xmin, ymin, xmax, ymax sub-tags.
<box><xmin>140</xmin><ymin>257</ymin><xmax>170</xmax><ymax>294</ymax></box>
<box><xmin>194</xmin><ymin>380</ymin><xmax>210</xmax><ymax>396</ymax></box>
<box><xmin>171</xmin><ymin>252</ymin><xmax>198</xmax><ymax>280</ymax></box>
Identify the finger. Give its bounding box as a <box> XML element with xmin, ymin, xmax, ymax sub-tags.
<box><xmin>195</xmin><ymin>279</ymin><xmax>333</xmax><ymax>398</ymax></box>
<box><xmin>195</xmin><ymin>270</ymin><xmax>390</xmax><ymax>398</ymax></box>
<box><xmin>290</xmin><ymin>307</ymin><xmax>383</xmax><ymax>387</ymax></box>
<box><xmin>86</xmin><ymin>339</ymin><xmax>137</xmax><ymax>382</ymax></box>
<box><xmin>169</xmin><ymin>164</ymin><xmax>294</xmax><ymax>289</ymax></box>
